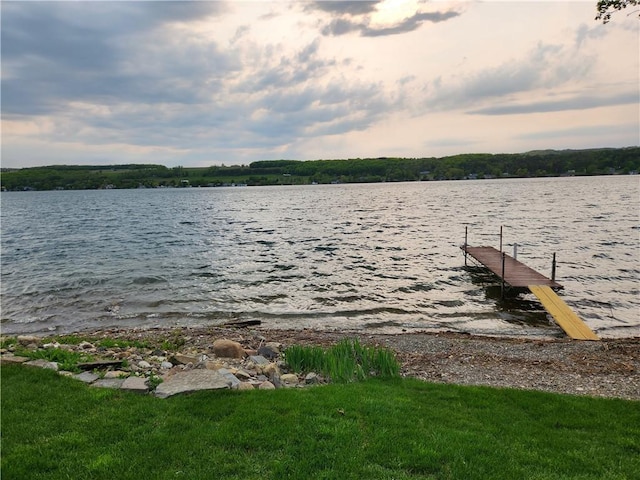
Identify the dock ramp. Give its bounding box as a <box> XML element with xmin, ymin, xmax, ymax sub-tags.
<box><xmin>528</xmin><ymin>285</ymin><xmax>599</xmax><ymax>340</ymax></box>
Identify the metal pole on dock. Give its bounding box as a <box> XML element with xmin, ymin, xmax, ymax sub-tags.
<box><xmin>501</xmin><ymin>252</ymin><xmax>506</xmax><ymax>298</ymax></box>
<box><xmin>552</xmin><ymin>253</ymin><xmax>557</xmax><ymax>282</ymax></box>
<box><xmin>464</xmin><ymin>226</ymin><xmax>468</xmax><ymax>266</ymax></box>
<box><xmin>499</xmin><ymin>226</ymin><xmax>503</xmax><ymax>253</ymax></box>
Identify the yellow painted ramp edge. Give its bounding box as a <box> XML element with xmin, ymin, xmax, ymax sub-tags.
<box><xmin>529</xmin><ymin>285</ymin><xmax>599</xmax><ymax>340</ymax></box>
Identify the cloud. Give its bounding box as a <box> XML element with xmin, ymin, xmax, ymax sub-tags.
<box><xmin>1</xmin><ymin>1</ymin><xmax>226</xmax><ymax>116</ymax></box>
<box><xmin>425</xmin><ymin>41</ymin><xmax>595</xmax><ymax>112</ymax></box>
<box><xmin>307</xmin><ymin>0</ymin><xmax>460</xmax><ymax>37</ymax></box>
<box><xmin>515</xmin><ymin>123</ymin><xmax>640</xmax><ymax>141</ymax></box>
<box><xmin>307</xmin><ymin>1</ymin><xmax>381</xmax><ymax>16</ymax></box>
<box><xmin>469</xmin><ymin>91</ymin><xmax>639</xmax><ymax>115</ymax></box>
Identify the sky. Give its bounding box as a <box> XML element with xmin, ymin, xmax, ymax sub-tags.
<box><xmin>1</xmin><ymin>0</ymin><xmax>638</xmax><ymax>169</ymax></box>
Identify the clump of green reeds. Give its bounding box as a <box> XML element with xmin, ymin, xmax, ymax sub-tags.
<box><xmin>283</xmin><ymin>338</ymin><xmax>399</xmax><ymax>383</ymax></box>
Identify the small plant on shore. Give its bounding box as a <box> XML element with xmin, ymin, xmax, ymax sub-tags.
<box><xmin>146</xmin><ymin>374</ymin><xmax>163</xmax><ymax>390</ymax></box>
<box><xmin>96</xmin><ymin>338</ymin><xmax>150</xmax><ymax>349</ymax></box>
<box><xmin>160</xmin><ymin>330</ymin><xmax>186</xmax><ymax>351</ymax></box>
<box><xmin>284</xmin><ymin>339</ymin><xmax>399</xmax><ymax>383</ymax></box>
<box><xmin>47</xmin><ymin>335</ymin><xmax>88</xmax><ymax>345</ymax></box>
<box><xmin>0</xmin><ymin>337</ymin><xmax>17</xmax><ymax>349</ymax></box>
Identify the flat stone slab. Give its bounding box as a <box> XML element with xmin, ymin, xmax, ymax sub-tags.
<box><xmin>155</xmin><ymin>370</ymin><xmax>231</xmax><ymax>398</ymax></box>
<box><xmin>0</xmin><ymin>354</ymin><xmax>30</xmax><ymax>364</ymax></box>
<box><xmin>25</xmin><ymin>359</ymin><xmax>58</xmax><ymax>370</ymax></box>
<box><xmin>91</xmin><ymin>378</ymin><xmax>125</xmax><ymax>389</ymax></box>
<box><xmin>121</xmin><ymin>376</ymin><xmax>149</xmax><ymax>394</ymax></box>
<box><xmin>74</xmin><ymin>371</ymin><xmax>100</xmax><ymax>383</ymax></box>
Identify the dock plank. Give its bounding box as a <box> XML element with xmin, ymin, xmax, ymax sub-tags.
<box><xmin>463</xmin><ymin>246</ymin><xmax>561</xmax><ymax>288</ymax></box>
<box><xmin>529</xmin><ymin>285</ymin><xmax>599</xmax><ymax>340</ymax></box>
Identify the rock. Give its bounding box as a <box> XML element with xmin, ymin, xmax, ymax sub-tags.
<box><xmin>155</xmin><ymin>370</ymin><xmax>231</xmax><ymax>398</ymax></box>
<box><xmin>74</xmin><ymin>371</ymin><xmax>100</xmax><ymax>383</ymax></box>
<box><xmin>17</xmin><ymin>335</ymin><xmax>40</xmax><ymax>345</ymax></box>
<box><xmin>236</xmin><ymin>382</ymin><xmax>255</xmax><ymax>391</ymax></box>
<box><xmin>262</xmin><ymin>363</ymin><xmax>280</xmax><ymax>378</ymax></box>
<box><xmin>78</xmin><ymin>341</ymin><xmax>95</xmax><ymax>350</ymax></box>
<box><xmin>258</xmin><ymin>381</ymin><xmax>276</xmax><ymax>390</ymax></box>
<box><xmin>160</xmin><ymin>361</ymin><xmax>173</xmax><ymax>370</ymax></box>
<box><xmin>121</xmin><ymin>376</ymin><xmax>149</xmax><ymax>394</ymax></box>
<box><xmin>138</xmin><ymin>360</ymin><xmax>152</xmax><ymax>369</ymax></box>
<box><xmin>25</xmin><ymin>359</ymin><xmax>58</xmax><ymax>370</ymax></box>
<box><xmin>305</xmin><ymin>372</ymin><xmax>320</xmax><ymax>384</ymax></box>
<box><xmin>218</xmin><ymin>368</ymin><xmax>241</xmax><ymax>389</ymax></box>
<box><xmin>170</xmin><ymin>354</ymin><xmax>199</xmax><ymax>365</ymax></box>
<box><xmin>249</xmin><ymin>355</ymin><xmax>270</xmax><ymax>365</ymax></box>
<box><xmin>258</xmin><ymin>345</ymin><xmax>278</xmax><ymax>360</ymax></box>
<box><xmin>205</xmin><ymin>360</ymin><xmax>224</xmax><ymax>371</ymax></box>
<box><xmin>213</xmin><ymin>339</ymin><xmax>246</xmax><ymax>359</ymax></box>
<box><xmin>0</xmin><ymin>354</ymin><xmax>29</xmax><ymax>364</ymax></box>
<box><xmin>43</xmin><ymin>342</ymin><xmax>61</xmax><ymax>349</ymax></box>
<box><xmin>104</xmin><ymin>370</ymin><xmax>128</xmax><ymax>379</ymax></box>
<box><xmin>235</xmin><ymin>369</ymin><xmax>252</xmax><ymax>380</ymax></box>
<box><xmin>92</xmin><ymin>378</ymin><xmax>125</xmax><ymax>389</ymax></box>
<box><xmin>281</xmin><ymin>373</ymin><xmax>299</xmax><ymax>386</ymax></box>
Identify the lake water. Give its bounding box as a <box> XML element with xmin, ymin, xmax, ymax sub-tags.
<box><xmin>1</xmin><ymin>176</ymin><xmax>638</xmax><ymax>338</ymax></box>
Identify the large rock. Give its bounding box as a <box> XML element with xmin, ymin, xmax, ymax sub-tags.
<box><xmin>155</xmin><ymin>370</ymin><xmax>231</xmax><ymax>398</ymax></box>
<box><xmin>213</xmin><ymin>339</ymin><xmax>245</xmax><ymax>359</ymax></box>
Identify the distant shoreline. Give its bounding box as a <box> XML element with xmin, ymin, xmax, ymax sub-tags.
<box><xmin>2</xmin><ymin>147</ymin><xmax>638</xmax><ymax>191</ymax></box>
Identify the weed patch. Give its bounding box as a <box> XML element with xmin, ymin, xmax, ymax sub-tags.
<box><xmin>284</xmin><ymin>339</ymin><xmax>399</xmax><ymax>382</ymax></box>
<box><xmin>18</xmin><ymin>348</ymin><xmax>93</xmax><ymax>373</ymax></box>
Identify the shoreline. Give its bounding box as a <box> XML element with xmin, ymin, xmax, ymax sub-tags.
<box><xmin>9</xmin><ymin>325</ymin><xmax>638</xmax><ymax>401</ymax></box>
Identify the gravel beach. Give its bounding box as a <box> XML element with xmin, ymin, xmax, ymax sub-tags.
<box><xmin>75</xmin><ymin>326</ymin><xmax>639</xmax><ymax>401</ymax></box>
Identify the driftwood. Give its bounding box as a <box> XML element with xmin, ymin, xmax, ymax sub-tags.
<box><xmin>77</xmin><ymin>360</ymin><xmax>123</xmax><ymax>371</ymax></box>
<box><xmin>221</xmin><ymin>320</ymin><xmax>262</xmax><ymax>328</ymax></box>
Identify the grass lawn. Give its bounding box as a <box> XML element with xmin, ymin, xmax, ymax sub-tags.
<box><xmin>2</xmin><ymin>364</ymin><xmax>638</xmax><ymax>479</ymax></box>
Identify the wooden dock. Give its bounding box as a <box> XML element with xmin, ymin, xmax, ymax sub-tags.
<box><xmin>461</xmin><ymin>236</ymin><xmax>598</xmax><ymax>340</ymax></box>
<box><xmin>462</xmin><ymin>246</ymin><xmax>562</xmax><ymax>289</ymax></box>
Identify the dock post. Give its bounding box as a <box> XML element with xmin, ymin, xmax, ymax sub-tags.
<box><xmin>499</xmin><ymin>226</ymin><xmax>503</xmax><ymax>253</ymax></box>
<box><xmin>501</xmin><ymin>252</ymin><xmax>506</xmax><ymax>298</ymax></box>
<box><xmin>552</xmin><ymin>253</ymin><xmax>557</xmax><ymax>282</ymax></box>
<box><xmin>513</xmin><ymin>243</ymin><xmax>518</xmax><ymax>260</ymax></box>
<box><xmin>464</xmin><ymin>226</ymin><xmax>468</xmax><ymax>266</ymax></box>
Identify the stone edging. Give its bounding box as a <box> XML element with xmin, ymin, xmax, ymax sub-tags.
<box><xmin>0</xmin><ymin>335</ymin><xmax>326</xmax><ymax>398</ymax></box>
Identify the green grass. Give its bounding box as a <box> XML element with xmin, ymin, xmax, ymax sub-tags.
<box><xmin>2</xmin><ymin>364</ymin><xmax>638</xmax><ymax>479</ymax></box>
<box><xmin>41</xmin><ymin>335</ymin><xmax>151</xmax><ymax>350</ymax></box>
<box><xmin>284</xmin><ymin>338</ymin><xmax>400</xmax><ymax>382</ymax></box>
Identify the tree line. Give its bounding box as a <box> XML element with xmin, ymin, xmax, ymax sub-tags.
<box><xmin>1</xmin><ymin>147</ymin><xmax>638</xmax><ymax>191</ymax></box>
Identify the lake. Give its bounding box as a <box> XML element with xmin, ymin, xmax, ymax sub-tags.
<box><xmin>1</xmin><ymin>176</ymin><xmax>638</xmax><ymax>338</ymax></box>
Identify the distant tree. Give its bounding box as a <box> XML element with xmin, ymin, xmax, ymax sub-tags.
<box><xmin>596</xmin><ymin>0</ymin><xmax>639</xmax><ymax>23</ymax></box>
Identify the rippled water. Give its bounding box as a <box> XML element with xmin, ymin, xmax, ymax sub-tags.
<box><xmin>1</xmin><ymin>176</ymin><xmax>638</xmax><ymax>338</ymax></box>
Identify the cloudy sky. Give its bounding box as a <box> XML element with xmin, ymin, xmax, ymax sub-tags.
<box><xmin>1</xmin><ymin>1</ymin><xmax>638</xmax><ymax>169</ymax></box>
